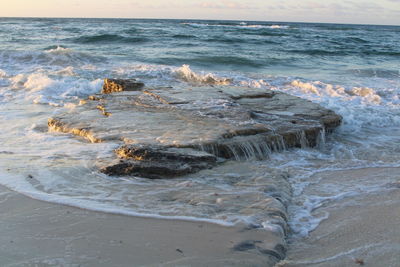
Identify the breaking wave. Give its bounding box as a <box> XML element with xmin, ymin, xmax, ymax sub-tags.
<box><xmin>173</xmin><ymin>64</ymin><xmax>232</xmax><ymax>85</ymax></box>
<box><xmin>6</xmin><ymin>71</ymin><xmax>102</xmax><ymax>105</ymax></box>
<box><xmin>181</xmin><ymin>22</ymin><xmax>289</xmax><ymax>30</ymax></box>
<box><xmin>0</xmin><ymin>46</ymin><xmax>105</xmax><ymax>69</ymax></box>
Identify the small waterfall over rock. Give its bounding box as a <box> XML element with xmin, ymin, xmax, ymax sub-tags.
<box><xmin>48</xmin><ymin>81</ymin><xmax>341</xmax><ymax>178</ymax></box>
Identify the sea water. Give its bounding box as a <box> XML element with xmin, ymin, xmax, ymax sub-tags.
<box><xmin>0</xmin><ymin>18</ymin><xmax>399</xmax><ymax>236</ymax></box>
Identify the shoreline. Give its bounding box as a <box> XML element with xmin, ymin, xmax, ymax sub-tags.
<box><xmin>0</xmin><ymin>185</ymin><xmax>283</xmax><ymax>266</ymax></box>
<box><xmin>279</xmin><ymin>167</ymin><xmax>400</xmax><ymax>267</ymax></box>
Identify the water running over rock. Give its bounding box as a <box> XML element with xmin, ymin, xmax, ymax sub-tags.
<box><xmin>48</xmin><ymin>79</ymin><xmax>342</xmax><ymax>179</ymax></box>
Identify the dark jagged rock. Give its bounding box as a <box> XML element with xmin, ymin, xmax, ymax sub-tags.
<box><xmin>116</xmin><ymin>145</ymin><xmax>217</xmax><ymax>164</ymax></box>
<box><xmin>101</xmin><ymin>146</ymin><xmax>217</xmax><ymax>179</ymax></box>
<box><xmin>88</xmin><ymin>95</ymin><xmax>102</xmax><ymax>101</ymax></box>
<box><xmin>228</xmin><ymin>90</ymin><xmax>276</xmax><ymax>100</ymax></box>
<box><xmin>101</xmin><ymin>160</ymin><xmax>193</xmax><ymax>179</ymax></box>
<box><xmin>49</xmin><ymin>84</ymin><xmax>342</xmax><ymax>178</ymax></box>
<box><xmin>48</xmin><ymin>118</ymin><xmax>101</xmax><ymax>143</ymax></box>
<box><xmin>101</xmin><ymin>78</ymin><xmax>144</xmax><ymax>94</ymax></box>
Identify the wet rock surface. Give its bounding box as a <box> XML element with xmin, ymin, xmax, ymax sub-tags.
<box><xmin>101</xmin><ymin>78</ymin><xmax>144</xmax><ymax>94</ymax></box>
<box><xmin>48</xmin><ymin>80</ymin><xmax>342</xmax><ymax>178</ymax></box>
<box><xmin>101</xmin><ymin>146</ymin><xmax>217</xmax><ymax>179</ymax></box>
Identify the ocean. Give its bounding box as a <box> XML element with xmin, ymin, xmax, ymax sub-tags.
<box><xmin>0</xmin><ymin>18</ymin><xmax>399</xmax><ymax>238</ymax></box>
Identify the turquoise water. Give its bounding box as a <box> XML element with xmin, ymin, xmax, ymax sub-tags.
<box><xmin>0</xmin><ymin>18</ymin><xmax>399</xmax><ymax>236</ymax></box>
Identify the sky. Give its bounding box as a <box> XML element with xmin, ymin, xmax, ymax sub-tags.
<box><xmin>1</xmin><ymin>0</ymin><xmax>400</xmax><ymax>25</ymax></box>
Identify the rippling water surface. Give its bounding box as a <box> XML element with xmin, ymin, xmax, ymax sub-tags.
<box><xmin>0</xmin><ymin>18</ymin><xmax>399</xmax><ymax>236</ymax></box>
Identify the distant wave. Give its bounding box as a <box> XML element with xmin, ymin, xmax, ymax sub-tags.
<box><xmin>0</xmin><ymin>46</ymin><xmax>105</xmax><ymax>68</ymax></box>
<box><xmin>122</xmin><ymin>27</ymin><xmax>139</xmax><ymax>34</ymax></box>
<box><xmin>204</xmin><ymin>37</ymin><xmax>278</xmax><ymax>45</ymax></box>
<box><xmin>181</xmin><ymin>22</ymin><xmax>289</xmax><ymax>30</ymax></box>
<box><xmin>288</xmin><ymin>47</ymin><xmax>400</xmax><ymax>57</ymax></box>
<box><xmin>361</xmin><ymin>51</ymin><xmax>400</xmax><ymax>56</ymax></box>
<box><xmin>193</xmin><ymin>55</ymin><xmax>265</xmax><ymax>67</ymax></box>
<box><xmin>345</xmin><ymin>37</ymin><xmax>369</xmax><ymax>44</ymax></box>
<box><xmin>257</xmin><ymin>31</ymin><xmax>288</xmax><ymax>37</ymax></box>
<box><xmin>288</xmin><ymin>49</ymin><xmax>342</xmax><ymax>56</ymax></box>
<box><xmin>349</xmin><ymin>68</ymin><xmax>400</xmax><ymax>79</ymax></box>
<box><xmin>152</xmin><ymin>55</ymin><xmax>266</xmax><ymax>69</ymax></box>
<box><xmin>70</xmin><ymin>34</ymin><xmax>148</xmax><ymax>44</ymax></box>
<box><xmin>172</xmin><ymin>34</ymin><xmax>197</xmax><ymax>39</ymax></box>
<box><xmin>44</xmin><ymin>45</ymin><xmax>70</xmax><ymax>52</ymax></box>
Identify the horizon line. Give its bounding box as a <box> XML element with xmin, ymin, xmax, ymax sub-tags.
<box><xmin>0</xmin><ymin>16</ymin><xmax>399</xmax><ymax>27</ymax></box>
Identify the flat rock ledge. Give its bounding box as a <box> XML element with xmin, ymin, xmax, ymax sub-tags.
<box><xmin>48</xmin><ymin>79</ymin><xmax>342</xmax><ymax>179</ymax></box>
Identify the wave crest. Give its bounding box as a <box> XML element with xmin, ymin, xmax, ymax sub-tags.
<box><xmin>0</xmin><ymin>69</ymin><xmax>7</xmax><ymax>78</ymax></box>
<box><xmin>173</xmin><ymin>65</ymin><xmax>232</xmax><ymax>85</ymax></box>
<box><xmin>71</xmin><ymin>34</ymin><xmax>148</xmax><ymax>44</ymax></box>
<box><xmin>289</xmin><ymin>80</ymin><xmax>382</xmax><ymax>104</ymax></box>
<box><xmin>8</xmin><ymin>71</ymin><xmax>102</xmax><ymax>105</ymax></box>
<box><xmin>0</xmin><ymin>47</ymin><xmax>104</xmax><ymax>68</ymax></box>
<box><xmin>181</xmin><ymin>22</ymin><xmax>289</xmax><ymax>30</ymax></box>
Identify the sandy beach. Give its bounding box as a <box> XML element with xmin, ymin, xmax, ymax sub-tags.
<box><xmin>279</xmin><ymin>167</ymin><xmax>400</xmax><ymax>267</ymax></box>
<box><xmin>0</xmin><ymin>185</ymin><xmax>283</xmax><ymax>266</ymax></box>
<box><xmin>4</xmin><ymin>168</ymin><xmax>399</xmax><ymax>266</ymax></box>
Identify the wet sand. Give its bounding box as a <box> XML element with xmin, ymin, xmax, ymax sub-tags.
<box><xmin>0</xmin><ymin>185</ymin><xmax>281</xmax><ymax>266</ymax></box>
<box><xmin>279</xmin><ymin>167</ymin><xmax>400</xmax><ymax>267</ymax></box>
<box><xmin>3</xmin><ymin>167</ymin><xmax>399</xmax><ymax>266</ymax></box>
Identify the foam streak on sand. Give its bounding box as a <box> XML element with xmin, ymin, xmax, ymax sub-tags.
<box><xmin>280</xmin><ymin>168</ymin><xmax>400</xmax><ymax>266</ymax></box>
<box><xmin>0</xmin><ymin>185</ymin><xmax>280</xmax><ymax>266</ymax></box>
<box><xmin>0</xmin><ymin>171</ymin><xmax>234</xmax><ymax>226</ymax></box>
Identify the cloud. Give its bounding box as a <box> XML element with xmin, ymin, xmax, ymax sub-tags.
<box><xmin>266</xmin><ymin>1</ymin><xmax>387</xmax><ymax>16</ymax></box>
<box><xmin>120</xmin><ymin>0</ymin><xmax>182</xmax><ymax>9</ymax></box>
<box><xmin>197</xmin><ymin>1</ymin><xmax>256</xmax><ymax>10</ymax></box>
<box><xmin>345</xmin><ymin>1</ymin><xmax>384</xmax><ymax>11</ymax></box>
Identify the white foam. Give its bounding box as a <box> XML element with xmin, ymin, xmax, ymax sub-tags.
<box><xmin>180</xmin><ymin>22</ymin><xmax>289</xmax><ymax>30</ymax></box>
<box><xmin>0</xmin><ymin>69</ymin><xmax>6</xmax><ymax>78</ymax></box>
<box><xmin>8</xmin><ymin>71</ymin><xmax>102</xmax><ymax>105</ymax></box>
<box><xmin>269</xmin><ymin>25</ymin><xmax>289</xmax><ymax>29</ymax></box>
<box><xmin>273</xmin><ymin>156</ymin><xmax>400</xmax><ymax>237</ymax></box>
<box><xmin>44</xmin><ymin>45</ymin><xmax>72</xmax><ymax>54</ymax></box>
<box><xmin>0</xmin><ymin>171</ymin><xmax>234</xmax><ymax>227</ymax></box>
<box><xmin>53</xmin><ymin>66</ymin><xmax>76</xmax><ymax>76</ymax></box>
<box><xmin>289</xmin><ymin>80</ymin><xmax>383</xmax><ymax>104</ymax></box>
<box><xmin>240</xmin><ymin>24</ymin><xmax>289</xmax><ymax>29</ymax></box>
<box><xmin>181</xmin><ymin>22</ymin><xmax>209</xmax><ymax>27</ymax></box>
<box><xmin>173</xmin><ymin>64</ymin><xmax>232</xmax><ymax>85</ymax></box>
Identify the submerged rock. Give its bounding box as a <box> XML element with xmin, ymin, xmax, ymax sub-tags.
<box><xmin>48</xmin><ymin>81</ymin><xmax>342</xmax><ymax>178</ymax></box>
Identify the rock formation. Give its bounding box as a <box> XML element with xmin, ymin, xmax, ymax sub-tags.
<box><xmin>101</xmin><ymin>146</ymin><xmax>217</xmax><ymax>179</ymax></box>
<box><xmin>48</xmin><ymin>79</ymin><xmax>342</xmax><ymax>179</ymax></box>
<box><xmin>101</xmin><ymin>78</ymin><xmax>144</xmax><ymax>94</ymax></box>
